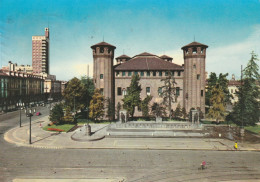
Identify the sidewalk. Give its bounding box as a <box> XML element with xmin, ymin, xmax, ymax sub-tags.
<box><xmin>4</xmin><ymin>116</ymin><xmax>260</xmax><ymax>151</ymax></box>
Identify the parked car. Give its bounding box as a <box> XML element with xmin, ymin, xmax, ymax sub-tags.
<box><xmin>36</xmin><ymin>112</ymin><xmax>41</xmax><ymax>116</ymax></box>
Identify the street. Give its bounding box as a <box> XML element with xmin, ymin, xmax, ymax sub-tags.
<box><xmin>1</xmin><ymin>109</ymin><xmax>260</xmax><ymax>182</ymax></box>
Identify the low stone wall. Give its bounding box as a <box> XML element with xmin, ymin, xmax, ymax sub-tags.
<box><xmin>110</xmin><ymin>121</ymin><xmax>203</xmax><ymax>130</ymax></box>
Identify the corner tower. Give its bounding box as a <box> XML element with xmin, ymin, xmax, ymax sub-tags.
<box><xmin>91</xmin><ymin>41</ymin><xmax>116</xmax><ymax>102</ymax></box>
<box><xmin>182</xmin><ymin>41</ymin><xmax>208</xmax><ymax>113</ymax></box>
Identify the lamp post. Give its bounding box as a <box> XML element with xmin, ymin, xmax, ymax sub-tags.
<box><xmin>16</xmin><ymin>102</ymin><xmax>24</xmax><ymax>127</ymax></box>
<box><xmin>25</xmin><ymin>108</ymin><xmax>36</xmax><ymax>144</ymax></box>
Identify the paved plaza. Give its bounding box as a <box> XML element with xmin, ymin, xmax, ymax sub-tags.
<box><xmin>4</xmin><ymin>116</ymin><xmax>260</xmax><ymax>151</ymax></box>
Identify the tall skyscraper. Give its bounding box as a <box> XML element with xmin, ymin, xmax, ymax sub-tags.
<box><xmin>32</xmin><ymin>28</ymin><xmax>49</xmax><ymax>75</ymax></box>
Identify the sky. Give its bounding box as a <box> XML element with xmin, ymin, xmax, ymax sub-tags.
<box><xmin>0</xmin><ymin>0</ymin><xmax>260</xmax><ymax>81</ymax></box>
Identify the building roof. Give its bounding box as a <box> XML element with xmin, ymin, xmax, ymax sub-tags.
<box><xmin>116</xmin><ymin>54</ymin><xmax>131</xmax><ymax>59</ymax></box>
<box><xmin>228</xmin><ymin>80</ymin><xmax>241</xmax><ymax>86</ymax></box>
<box><xmin>160</xmin><ymin>55</ymin><xmax>173</xmax><ymax>59</ymax></box>
<box><xmin>133</xmin><ymin>52</ymin><xmax>156</xmax><ymax>57</ymax></box>
<box><xmin>181</xmin><ymin>41</ymin><xmax>208</xmax><ymax>49</ymax></box>
<box><xmin>91</xmin><ymin>41</ymin><xmax>116</xmax><ymax>49</ymax></box>
<box><xmin>0</xmin><ymin>70</ymin><xmax>8</xmax><ymax>76</ymax></box>
<box><xmin>114</xmin><ymin>53</ymin><xmax>183</xmax><ymax>71</ymax></box>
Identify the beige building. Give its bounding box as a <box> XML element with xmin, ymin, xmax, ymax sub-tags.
<box><xmin>2</xmin><ymin>61</ymin><xmax>33</xmax><ymax>74</ymax></box>
<box><xmin>91</xmin><ymin>41</ymin><xmax>208</xmax><ymax>117</ymax></box>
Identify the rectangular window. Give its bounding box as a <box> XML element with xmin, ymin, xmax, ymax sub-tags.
<box><xmin>158</xmin><ymin>87</ymin><xmax>162</xmax><ymax>95</ymax></box>
<box><xmin>197</xmin><ymin>74</ymin><xmax>200</xmax><ymax>80</ymax></box>
<box><xmin>146</xmin><ymin>71</ymin><xmax>150</xmax><ymax>77</ymax></box>
<box><xmin>178</xmin><ymin>71</ymin><xmax>181</xmax><ymax>76</ymax></box>
<box><xmin>100</xmin><ymin>88</ymin><xmax>104</xmax><ymax>95</ymax></box>
<box><xmin>171</xmin><ymin>71</ymin><xmax>175</xmax><ymax>76</ymax></box>
<box><xmin>117</xmin><ymin>87</ymin><xmax>122</xmax><ymax>96</ymax></box>
<box><xmin>153</xmin><ymin>71</ymin><xmax>156</xmax><ymax>76</ymax></box>
<box><xmin>159</xmin><ymin>71</ymin><xmax>162</xmax><ymax>76</ymax></box>
<box><xmin>201</xmin><ymin>90</ymin><xmax>203</xmax><ymax>97</ymax></box>
<box><xmin>123</xmin><ymin>89</ymin><xmax>127</xmax><ymax>96</ymax></box>
<box><xmin>146</xmin><ymin>87</ymin><xmax>151</xmax><ymax>95</ymax></box>
<box><xmin>128</xmin><ymin>71</ymin><xmax>132</xmax><ymax>76</ymax></box>
<box><xmin>141</xmin><ymin>71</ymin><xmax>144</xmax><ymax>77</ymax></box>
<box><xmin>165</xmin><ymin>71</ymin><xmax>169</xmax><ymax>76</ymax></box>
<box><xmin>122</xmin><ymin>71</ymin><xmax>125</xmax><ymax>76</ymax></box>
<box><xmin>134</xmin><ymin>71</ymin><xmax>138</xmax><ymax>75</ymax></box>
<box><xmin>176</xmin><ymin>87</ymin><xmax>180</xmax><ymax>96</ymax></box>
<box><xmin>100</xmin><ymin>74</ymin><xmax>103</xmax><ymax>79</ymax></box>
<box><xmin>116</xmin><ymin>71</ymin><xmax>120</xmax><ymax>77</ymax></box>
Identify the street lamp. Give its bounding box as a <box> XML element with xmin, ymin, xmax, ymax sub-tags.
<box><xmin>25</xmin><ymin>108</ymin><xmax>36</xmax><ymax>144</ymax></box>
<box><xmin>16</xmin><ymin>102</ymin><xmax>24</xmax><ymax>127</ymax></box>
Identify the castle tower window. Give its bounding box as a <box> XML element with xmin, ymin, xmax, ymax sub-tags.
<box><xmin>122</xmin><ymin>71</ymin><xmax>125</xmax><ymax>76</ymax></box>
<box><xmin>128</xmin><ymin>71</ymin><xmax>132</xmax><ymax>76</ymax></box>
<box><xmin>153</xmin><ymin>71</ymin><xmax>156</xmax><ymax>76</ymax></box>
<box><xmin>201</xmin><ymin>90</ymin><xmax>204</xmax><ymax>97</ymax></box>
<box><xmin>123</xmin><ymin>89</ymin><xmax>127</xmax><ymax>96</ymax></box>
<box><xmin>146</xmin><ymin>87</ymin><xmax>151</xmax><ymax>95</ymax></box>
<box><xmin>100</xmin><ymin>47</ymin><xmax>104</xmax><ymax>53</ymax></box>
<box><xmin>117</xmin><ymin>87</ymin><xmax>122</xmax><ymax>96</ymax></box>
<box><xmin>197</xmin><ymin>74</ymin><xmax>200</xmax><ymax>80</ymax></box>
<box><xmin>100</xmin><ymin>74</ymin><xmax>103</xmax><ymax>79</ymax></box>
<box><xmin>158</xmin><ymin>87</ymin><xmax>162</xmax><ymax>95</ymax></box>
<box><xmin>146</xmin><ymin>71</ymin><xmax>150</xmax><ymax>77</ymax></box>
<box><xmin>141</xmin><ymin>71</ymin><xmax>144</xmax><ymax>77</ymax></box>
<box><xmin>100</xmin><ymin>88</ymin><xmax>104</xmax><ymax>95</ymax></box>
<box><xmin>159</xmin><ymin>71</ymin><xmax>162</xmax><ymax>76</ymax></box>
<box><xmin>176</xmin><ymin>87</ymin><xmax>180</xmax><ymax>96</ymax></box>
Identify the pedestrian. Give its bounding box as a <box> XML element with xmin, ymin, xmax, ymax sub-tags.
<box><xmin>234</xmin><ymin>141</ymin><xmax>238</xmax><ymax>150</ymax></box>
<box><xmin>201</xmin><ymin>161</ymin><xmax>206</xmax><ymax>169</ymax></box>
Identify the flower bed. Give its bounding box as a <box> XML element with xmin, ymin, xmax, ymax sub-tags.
<box><xmin>47</xmin><ymin>128</ymin><xmax>64</xmax><ymax>132</ymax></box>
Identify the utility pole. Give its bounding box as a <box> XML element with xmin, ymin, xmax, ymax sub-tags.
<box><xmin>240</xmin><ymin>65</ymin><xmax>244</xmax><ymax>138</ymax></box>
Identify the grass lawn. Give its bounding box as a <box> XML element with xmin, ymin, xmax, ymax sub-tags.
<box><xmin>43</xmin><ymin>124</ymin><xmax>75</xmax><ymax>132</ymax></box>
<box><xmin>245</xmin><ymin>125</ymin><xmax>260</xmax><ymax>134</ymax></box>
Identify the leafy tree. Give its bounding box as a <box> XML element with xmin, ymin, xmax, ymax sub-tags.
<box><xmin>122</xmin><ymin>75</ymin><xmax>142</xmax><ymax>119</ymax></box>
<box><xmin>206</xmin><ymin>72</ymin><xmax>232</xmax><ymax>109</ymax></box>
<box><xmin>151</xmin><ymin>102</ymin><xmax>166</xmax><ymax>118</ymax></box>
<box><xmin>116</xmin><ymin>102</ymin><xmax>121</xmax><ymax>120</ymax></box>
<box><xmin>63</xmin><ymin>106</ymin><xmax>74</xmax><ymax>123</ymax></box>
<box><xmin>230</xmin><ymin>52</ymin><xmax>260</xmax><ymax>126</ymax></box>
<box><xmin>181</xmin><ymin>107</ymin><xmax>187</xmax><ymax>120</ymax></box>
<box><xmin>174</xmin><ymin>103</ymin><xmax>182</xmax><ymax>119</ymax></box>
<box><xmin>106</xmin><ymin>97</ymin><xmax>115</xmax><ymax>122</ymax></box>
<box><xmin>207</xmin><ymin>84</ymin><xmax>225</xmax><ymax>123</ymax></box>
<box><xmin>160</xmin><ymin>71</ymin><xmax>177</xmax><ymax>119</ymax></box>
<box><xmin>81</xmin><ymin>76</ymin><xmax>95</xmax><ymax>115</ymax></box>
<box><xmin>141</xmin><ymin>95</ymin><xmax>153</xmax><ymax>118</ymax></box>
<box><xmin>49</xmin><ymin>103</ymin><xmax>64</xmax><ymax>124</ymax></box>
<box><xmin>63</xmin><ymin>77</ymin><xmax>87</xmax><ymax>113</ymax></box>
<box><xmin>89</xmin><ymin>89</ymin><xmax>105</xmax><ymax>121</ymax></box>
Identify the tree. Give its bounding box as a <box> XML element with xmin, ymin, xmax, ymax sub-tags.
<box><xmin>106</xmin><ymin>97</ymin><xmax>115</xmax><ymax>123</ymax></box>
<box><xmin>174</xmin><ymin>103</ymin><xmax>182</xmax><ymax>119</ymax></box>
<box><xmin>116</xmin><ymin>102</ymin><xmax>121</xmax><ymax>120</ymax></box>
<box><xmin>206</xmin><ymin>72</ymin><xmax>231</xmax><ymax>109</ymax></box>
<box><xmin>89</xmin><ymin>89</ymin><xmax>105</xmax><ymax>121</ymax></box>
<box><xmin>63</xmin><ymin>106</ymin><xmax>74</xmax><ymax>123</ymax></box>
<box><xmin>230</xmin><ymin>52</ymin><xmax>260</xmax><ymax>126</ymax></box>
<box><xmin>151</xmin><ymin>102</ymin><xmax>166</xmax><ymax>118</ymax></box>
<box><xmin>181</xmin><ymin>107</ymin><xmax>187</xmax><ymax>120</ymax></box>
<box><xmin>160</xmin><ymin>71</ymin><xmax>177</xmax><ymax>120</ymax></box>
<box><xmin>63</xmin><ymin>77</ymin><xmax>87</xmax><ymax>113</ymax></box>
<box><xmin>49</xmin><ymin>103</ymin><xmax>64</xmax><ymax>124</ymax></box>
<box><xmin>122</xmin><ymin>75</ymin><xmax>142</xmax><ymax>119</ymax></box>
<box><xmin>207</xmin><ymin>84</ymin><xmax>225</xmax><ymax>123</ymax></box>
<box><xmin>81</xmin><ymin>76</ymin><xmax>95</xmax><ymax>116</ymax></box>
<box><xmin>140</xmin><ymin>95</ymin><xmax>153</xmax><ymax>118</ymax></box>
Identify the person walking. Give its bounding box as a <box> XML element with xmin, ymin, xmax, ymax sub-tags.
<box><xmin>234</xmin><ymin>141</ymin><xmax>238</xmax><ymax>150</ymax></box>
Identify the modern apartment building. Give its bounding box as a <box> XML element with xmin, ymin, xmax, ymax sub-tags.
<box><xmin>32</xmin><ymin>28</ymin><xmax>49</xmax><ymax>75</ymax></box>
